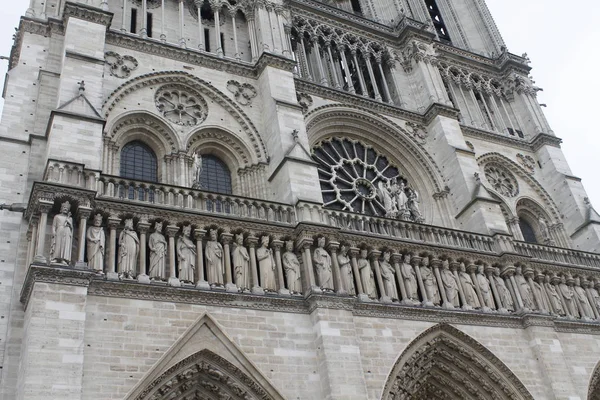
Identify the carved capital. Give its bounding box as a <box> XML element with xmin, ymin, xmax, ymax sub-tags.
<box><xmin>327</xmin><ymin>241</ymin><xmax>340</xmax><ymax>253</ymax></box>
<box><xmin>165</xmin><ymin>225</ymin><xmax>180</xmax><ymax>237</ymax></box>
<box><xmin>247</xmin><ymin>235</ymin><xmax>259</xmax><ymax>248</ymax></box>
<box><xmin>107</xmin><ymin>216</ymin><xmax>121</xmax><ymax>230</ymax></box>
<box><xmin>38</xmin><ymin>199</ymin><xmax>54</xmax><ymax>214</ymax></box>
<box><xmin>349</xmin><ymin>247</ymin><xmax>360</xmax><ymax>258</ymax></box>
<box><xmin>137</xmin><ymin>221</ymin><xmax>151</xmax><ymax>234</ymax></box>
<box><xmin>220</xmin><ymin>232</ymin><xmax>233</xmax><ymax>245</ymax></box>
<box><xmin>369</xmin><ymin>250</ymin><xmax>382</xmax><ymax>261</ymax></box>
<box><xmin>77</xmin><ymin>205</ymin><xmax>93</xmax><ymax>221</ymax></box>
<box><xmin>194</xmin><ymin>228</ymin><xmax>207</xmax><ymax>241</ymax></box>
<box><xmin>271</xmin><ymin>239</ymin><xmax>284</xmax><ymax>251</ymax></box>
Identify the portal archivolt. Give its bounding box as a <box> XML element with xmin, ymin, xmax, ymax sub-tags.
<box><xmin>381</xmin><ymin>324</ymin><xmax>534</xmax><ymax>400</ymax></box>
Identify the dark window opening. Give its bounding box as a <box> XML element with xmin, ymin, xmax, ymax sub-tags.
<box><xmin>424</xmin><ymin>0</ymin><xmax>451</xmax><ymax>43</ymax></box>
<box><xmin>507</xmin><ymin>127</ymin><xmax>515</xmax><ymax>136</ymax></box>
<box><xmin>199</xmin><ymin>155</ymin><xmax>232</xmax><ymax>194</ymax></box>
<box><xmin>204</xmin><ymin>29</ymin><xmax>211</xmax><ymax>52</ymax></box>
<box><xmin>220</xmin><ymin>33</ymin><xmax>225</xmax><ymax>55</ymax></box>
<box><xmin>120</xmin><ymin>141</ymin><xmax>158</xmax><ymax>183</ymax></box>
<box><xmin>519</xmin><ymin>219</ymin><xmax>538</xmax><ymax>244</ymax></box>
<box><xmin>350</xmin><ymin>0</ymin><xmax>362</xmax><ymax>15</ymax></box>
<box><xmin>147</xmin><ymin>12</ymin><xmax>153</xmax><ymax>37</ymax></box>
<box><xmin>130</xmin><ymin>8</ymin><xmax>138</xmax><ymax>34</ymax></box>
<box><xmin>200</xmin><ymin>0</ymin><xmax>214</xmax><ymax>21</ymax></box>
<box><xmin>516</xmin><ymin>129</ymin><xmax>524</xmax><ymax>138</ymax></box>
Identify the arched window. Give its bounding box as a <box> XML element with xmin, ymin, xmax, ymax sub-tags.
<box><xmin>200</xmin><ymin>155</ymin><xmax>232</xmax><ymax>194</ymax></box>
<box><xmin>120</xmin><ymin>141</ymin><xmax>158</xmax><ymax>182</ymax></box>
<box><xmin>519</xmin><ymin>218</ymin><xmax>537</xmax><ymax>244</ymax></box>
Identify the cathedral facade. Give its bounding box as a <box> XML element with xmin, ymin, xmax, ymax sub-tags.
<box><xmin>1</xmin><ymin>0</ymin><xmax>600</xmax><ymax>398</ymax></box>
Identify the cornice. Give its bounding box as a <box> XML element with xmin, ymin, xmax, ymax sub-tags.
<box><xmin>461</xmin><ymin>125</ymin><xmax>531</xmax><ymax>150</ymax></box>
<box><xmin>530</xmin><ymin>132</ymin><xmax>563</xmax><ymax>151</ymax></box>
<box><xmin>20</xmin><ymin>265</ymin><xmax>600</xmax><ymax>334</ymax></box>
<box><xmin>62</xmin><ymin>1</ymin><xmax>114</xmax><ymax>27</ymax></box>
<box><xmin>435</xmin><ymin>43</ymin><xmax>531</xmax><ymax>76</ymax></box>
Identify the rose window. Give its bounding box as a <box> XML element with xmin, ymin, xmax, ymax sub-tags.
<box><xmin>155</xmin><ymin>84</ymin><xmax>208</xmax><ymax>126</ymax></box>
<box><xmin>312</xmin><ymin>138</ymin><xmax>422</xmax><ymax>221</ymax></box>
<box><xmin>484</xmin><ymin>164</ymin><xmax>519</xmax><ymax>197</ymax></box>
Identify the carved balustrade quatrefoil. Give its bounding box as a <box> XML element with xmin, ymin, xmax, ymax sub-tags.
<box><xmin>155</xmin><ymin>84</ymin><xmax>209</xmax><ymax>126</ymax></box>
<box><xmin>104</xmin><ymin>51</ymin><xmax>139</xmax><ymax>79</ymax></box>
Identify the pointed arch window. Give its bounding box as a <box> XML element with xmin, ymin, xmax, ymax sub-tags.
<box><xmin>519</xmin><ymin>218</ymin><xmax>538</xmax><ymax>244</ymax></box>
<box><xmin>200</xmin><ymin>155</ymin><xmax>232</xmax><ymax>194</ymax></box>
<box><xmin>120</xmin><ymin>141</ymin><xmax>158</xmax><ymax>182</ymax></box>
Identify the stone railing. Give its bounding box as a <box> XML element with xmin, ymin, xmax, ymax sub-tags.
<box><xmin>514</xmin><ymin>241</ymin><xmax>600</xmax><ymax>269</ymax></box>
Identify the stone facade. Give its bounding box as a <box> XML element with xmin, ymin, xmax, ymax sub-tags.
<box><xmin>1</xmin><ymin>0</ymin><xmax>600</xmax><ymax>399</ymax></box>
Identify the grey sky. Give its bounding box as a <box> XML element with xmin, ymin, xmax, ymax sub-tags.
<box><xmin>1</xmin><ymin>0</ymin><xmax>598</xmax><ymax>209</ymax></box>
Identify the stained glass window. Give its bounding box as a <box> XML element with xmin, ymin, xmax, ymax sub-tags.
<box><xmin>200</xmin><ymin>155</ymin><xmax>232</xmax><ymax>194</ymax></box>
<box><xmin>120</xmin><ymin>141</ymin><xmax>158</xmax><ymax>182</ymax></box>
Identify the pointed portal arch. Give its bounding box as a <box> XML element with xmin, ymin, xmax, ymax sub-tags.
<box><xmin>589</xmin><ymin>360</ymin><xmax>600</xmax><ymax>400</ymax></box>
<box><xmin>125</xmin><ymin>313</ymin><xmax>285</xmax><ymax>400</ymax></box>
<box><xmin>381</xmin><ymin>324</ymin><xmax>533</xmax><ymax>400</ymax></box>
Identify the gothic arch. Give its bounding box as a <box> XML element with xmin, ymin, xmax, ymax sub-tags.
<box><xmin>102</xmin><ymin>71</ymin><xmax>268</xmax><ymax>162</ymax></box>
<box><xmin>588</xmin><ymin>360</ymin><xmax>600</xmax><ymax>400</ymax></box>
<box><xmin>305</xmin><ymin>104</ymin><xmax>451</xmax><ymax>225</ymax></box>
<box><xmin>380</xmin><ymin>324</ymin><xmax>534</xmax><ymax>400</ymax></box>
<box><xmin>185</xmin><ymin>125</ymin><xmax>256</xmax><ymax>169</ymax></box>
<box><xmin>477</xmin><ymin>152</ymin><xmax>562</xmax><ymax>222</ymax></box>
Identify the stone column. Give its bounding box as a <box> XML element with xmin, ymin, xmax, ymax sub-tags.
<box><xmin>392</xmin><ymin>253</ymin><xmax>408</xmax><ymax>304</ymax></box>
<box><xmin>327</xmin><ymin>241</ymin><xmax>344</xmax><ymax>295</ymax></box>
<box><xmin>272</xmin><ymin>239</ymin><xmax>289</xmax><ymax>295</ymax></box>
<box><xmin>137</xmin><ymin>221</ymin><xmax>150</xmax><ymax>283</ymax></box>
<box><xmin>351</xmin><ymin>47</ymin><xmax>367</xmax><ymax>96</ymax></box>
<box><xmin>221</xmin><ymin>233</ymin><xmax>237</xmax><ymax>293</ymax></box>
<box><xmin>370</xmin><ymin>251</ymin><xmax>389</xmax><ymax>303</ymax></box>
<box><xmin>451</xmin><ymin>261</ymin><xmax>468</xmax><ymax>310</ymax></box>
<box><xmin>160</xmin><ymin>0</ymin><xmax>166</xmax><ymax>42</ymax></box>
<box><xmin>486</xmin><ymin>265</ymin><xmax>504</xmax><ymax>313</ymax></box>
<box><xmin>503</xmin><ymin>266</ymin><xmax>524</xmax><ymax>311</ymax></box>
<box><xmin>106</xmin><ymin>216</ymin><xmax>120</xmax><ymax>280</ymax></box>
<box><xmin>524</xmin><ymin>267</ymin><xmax>546</xmax><ymax>313</ymax></box>
<box><xmin>364</xmin><ymin>53</ymin><xmax>381</xmax><ymax>101</ymax></box>
<box><xmin>247</xmin><ymin>11</ymin><xmax>258</xmax><ymax>61</ymax></box>
<box><xmin>194</xmin><ymin>229</ymin><xmax>209</xmax><ymax>289</ymax></box>
<box><xmin>140</xmin><ymin>0</ymin><xmax>148</xmax><ymax>37</ymax></box>
<box><xmin>312</xmin><ymin>37</ymin><xmax>328</xmax><ymax>86</ymax></box>
<box><xmin>121</xmin><ymin>0</ymin><xmax>127</xmax><ymax>31</ymax></box>
<box><xmin>431</xmin><ymin>258</ymin><xmax>448</xmax><ymax>306</ymax></box>
<box><xmin>339</xmin><ymin>47</ymin><xmax>355</xmax><ymax>94</ymax></box>
<box><xmin>301</xmin><ymin>239</ymin><xmax>321</xmax><ymax>295</ymax></box>
<box><xmin>247</xmin><ymin>236</ymin><xmax>263</xmax><ymax>295</ymax></box>
<box><xmin>195</xmin><ymin>0</ymin><xmax>204</xmax><ymax>50</ymax></box>
<box><xmin>536</xmin><ymin>271</ymin><xmax>554</xmax><ymax>314</ymax></box>
<box><xmin>349</xmin><ymin>247</ymin><xmax>364</xmax><ymax>295</ymax></box>
<box><xmin>211</xmin><ymin>0</ymin><xmax>224</xmax><ymax>57</ymax></box>
<box><xmin>386</xmin><ymin>59</ymin><xmax>405</xmax><ymax>107</ymax></box>
<box><xmin>26</xmin><ymin>219</ymin><xmax>38</xmax><ymax>267</ymax></box>
<box><xmin>325</xmin><ymin>40</ymin><xmax>341</xmax><ymax>89</ymax></box>
<box><xmin>375</xmin><ymin>53</ymin><xmax>392</xmax><ymax>104</ymax></box>
<box><xmin>34</xmin><ymin>200</ymin><xmax>53</xmax><ymax>263</ymax></box>
<box><xmin>299</xmin><ymin>35</ymin><xmax>312</xmax><ymax>80</ymax></box>
<box><xmin>231</xmin><ymin>11</ymin><xmax>240</xmax><ymax>60</ymax></box>
<box><xmin>468</xmin><ymin>263</ymin><xmax>488</xmax><ymax>311</ymax></box>
<box><xmin>275</xmin><ymin>8</ymin><xmax>288</xmax><ymax>56</ymax></box>
<box><xmin>179</xmin><ymin>0</ymin><xmax>186</xmax><ymax>48</ymax></box>
<box><xmin>412</xmin><ymin>256</ymin><xmax>429</xmax><ymax>306</ymax></box>
<box><xmin>166</xmin><ymin>225</ymin><xmax>181</xmax><ymax>287</ymax></box>
<box><xmin>75</xmin><ymin>206</ymin><xmax>92</xmax><ymax>267</ymax></box>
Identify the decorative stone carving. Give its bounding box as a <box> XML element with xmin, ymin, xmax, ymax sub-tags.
<box><xmin>133</xmin><ymin>0</ymin><xmax>160</xmax><ymax>8</ymax></box>
<box><xmin>420</xmin><ymin>257</ymin><xmax>440</xmax><ymax>306</ymax></box>
<box><xmin>358</xmin><ymin>248</ymin><xmax>377</xmax><ymax>299</ymax></box>
<box><xmin>155</xmin><ymin>84</ymin><xmax>208</xmax><ymax>126</ymax></box>
<box><xmin>440</xmin><ymin>260</ymin><xmax>459</xmax><ymax>309</ymax></box>
<box><xmin>574</xmin><ymin>277</ymin><xmax>594</xmax><ymax>319</ymax></box>
<box><xmin>206</xmin><ymin>229</ymin><xmax>224</xmax><ymax>286</ymax></box>
<box><xmin>313</xmin><ymin>237</ymin><xmax>333</xmax><ymax>291</ymax></box>
<box><xmin>380</xmin><ymin>251</ymin><xmax>397</xmax><ymax>300</ymax></box>
<box><xmin>400</xmin><ymin>254</ymin><xmax>419</xmax><ymax>302</ymax></box>
<box><xmin>459</xmin><ymin>263</ymin><xmax>480</xmax><ymax>308</ymax></box>
<box><xmin>514</xmin><ymin>267</ymin><xmax>534</xmax><ymax>310</ymax></box>
<box><xmin>148</xmin><ymin>222</ymin><xmax>167</xmax><ymax>280</ymax></box>
<box><xmin>516</xmin><ymin>153</ymin><xmax>536</xmax><ymax>173</ymax></box>
<box><xmin>226</xmin><ymin>80</ymin><xmax>257</xmax><ymax>106</ymax></box>
<box><xmin>559</xmin><ymin>274</ymin><xmax>578</xmax><ymax>318</ymax></box>
<box><xmin>282</xmin><ymin>241</ymin><xmax>302</xmax><ymax>293</ymax></box>
<box><xmin>337</xmin><ymin>245</ymin><xmax>355</xmax><ymax>295</ymax></box>
<box><xmin>476</xmin><ymin>265</ymin><xmax>494</xmax><ymax>309</ymax></box>
<box><xmin>538</xmin><ymin>216</ymin><xmax>553</xmax><ymax>244</ymax></box>
<box><xmin>104</xmin><ymin>51</ymin><xmax>139</xmax><ymax>79</ymax></box>
<box><xmin>545</xmin><ymin>274</ymin><xmax>565</xmax><ymax>316</ymax></box>
<box><xmin>86</xmin><ymin>213</ymin><xmax>105</xmax><ymax>273</ymax></box>
<box><xmin>118</xmin><ymin>218</ymin><xmax>139</xmax><ymax>278</ymax></box>
<box><xmin>405</xmin><ymin>121</ymin><xmax>428</xmax><ymax>143</ymax></box>
<box><xmin>484</xmin><ymin>163</ymin><xmax>519</xmax><ymax>197</ymax></box>
<box><xmin>232</xmin><ymin>234</ymin><xmax>250</xmax><ymax>290</ymax></box>
<box><xmin>50</xmin><ymin>201</ymin><xmax>73</xmax><ymax>265</ymax></box>
<box><xmin>465</xmin><ymin>141</ymin><xmax>475</xmax><ymax>151</ymax></box>
<box><xmin>296</xmin><ymin>92</ymin><xmax>313</xmax><ymax>113</ymax></box>
<box><xmin>493</xmin><ymin>267</ymin><xmax>514</xmax><ymax>311</ymax></box>
<box><xmin>177</xmin><ymin>225</ymin><xmax>196</xmax><ymax>283</ymax></box>
<box><xmin>256</xmin><ymin>236</ymin><xmax>276</xmax><ymax>291</ymax></box>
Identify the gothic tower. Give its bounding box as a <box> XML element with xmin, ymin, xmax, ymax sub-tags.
<box><xmin>1</xmin><ymin>0</ymin><xmax>600</xmax><ymax>398</ymax></box>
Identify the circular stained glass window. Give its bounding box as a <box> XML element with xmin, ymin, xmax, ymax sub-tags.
<box><xmin>312</xmin><ymin>137</ymin><xmax>415</xmax><ymax>218</ymax></box>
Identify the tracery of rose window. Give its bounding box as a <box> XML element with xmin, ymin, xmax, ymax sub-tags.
<box><xmin>312</xmin><ymin>138</ymin><xmax>424</xmax><ymax>222</ymax></box>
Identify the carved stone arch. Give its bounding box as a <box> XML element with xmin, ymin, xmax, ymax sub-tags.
<box><xmin>381</xmin><ymin>323</ymin><xmax>534</xmax><ymax>400</ymax></box>
<box><xmin>124</xmin><ymin>313</ymin><xmax>285</xmax><ymax>400</ymax></box>
<box><xmin>305</xmin><ymin>104</ymin><xmax>451</xmax><ymax>226</ymax></box>
<box><xmin>185</xmin><ymin>125</ymin><xmax>256</xmax><ymax>169</ymax></box>
<box><xmin>106</xmin><ymin>111</ymin><xmax>181</xmax><ymax>154</ymax></box>
<box><xmin>515</xmin><ymin>197</ymin><xmax>558</xmax><ymax>244</ymax></box>
<box><xmin>477</xmin><ymin>152</ymin><xmax>562</xmax><ymax>222</ymax></box>
<box><xmin>102</xmin><ymin>71</ymin><xmax>268</xmax><ymax>162</ymax></box>
<box><xmin>588</xmin><ymin>359</ymin><xmax>600</xmax><ymax>400</ymax></box>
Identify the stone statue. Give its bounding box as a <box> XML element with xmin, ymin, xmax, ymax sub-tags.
<box><xmin>544</xmin><ymin>274</ymin><xmax>565</xmax><ymax>316</ymax></box>
<box><xmin>420</xmin><ymin>257</ymin><xmax>439</xmax><ymax>305</ymax></box>
<box><xmin>459</xmin><ymin>263</ymin><xmax>480</xmax><ymax>308</ymax></box>
<box><xmin>440</xmin><ymin>260</ymin><xmax>459</xmax><ymax>308</ymax></box>
<box><xmin>148</xmin><ymin>222</ymin><xmax>167</xmax><ymax>280</ymax></box>
<box><xmin>538</xmin><ymin>216</ymin><xmax>551</xmax><ymax>242</ymax></box>
<box><xmin>313</xmin><ymin>237</ymin><xmax>333</xmax><ymax>291</ymax></box>
<box><xmin>256</xmin><ymin>235</ymin><xmax>276</xmax><ymax>291</ymax></box>
<box><xmin>50</xmin><ymin>201</ymin><xmax>73</xmax><ymax>264</ymax></box>
<box><xmin>376</xmin><ymin>181</ymin><xmax>397</xmax><ymax>218</ymax></box>
<box><xmin>192</xmin><ymin>153</ymin><xmax>203</xmax><ymax>188</ymax></box>
<box><xmin>390</xmin><ymin>178</ymin><xmax>408</xmax><ymax>217</ymax></box>
<box><xmin>231</xmin><ymin>233</ymin><xmax>250</xmax><ymax>290</ymax></box>
<box><xmin>337</xmin><ymin>245</ymin><xmax>355</xmax><ymax>295</ymax></box>
<box><xmin>177</xmin><ymin>225</ymin><xmax>196</xmax><ymax>283</ymax></box>
<box><xmin>282</xmin><ymin>241</ymin><xmax>302</xmax><ymax>293</ymax></box>
<box><xmin>532</xmin><ymin>274</ymin><xmax>549</xmax><ymax>313</ymax></box>
<box><xmin>380</xmin><ymin>251</ymin><xmax>397</xmax><ymax>300</ymax></box>
<box><xmin>476</xmin><ymin>265</ymin><xmax>494</xmax><ymax>309</ymax></box>
<box><xmin>574</xmin><ymin>277</ymin><xmax>595</xmax><ymax>319</ymax></box>
<box><xmin>359</xmin><ymin>249</ymin><xmax>377</xmax><ymax>299</ymax></box>
<box><xmin>407</xmin><ymin>187</ymin><xmax>423</xmax><ymax>222</ymax></box>
<box><xmin>118</xmin><ymin>218</ymin><xmax>139</xmax><ymax>278</ymax></box>
<box><xmin>559</xmin><ymin>275</ymin><xmax>578</xmax><ymax>318</ymax></box>
<box><xmin>401</xmin><ymin>254</ymin><xmax>418</xmax><ymax>301</ymax></box>
<box><xmin>515</xmin><ymin>267</ymin><xmax>535</xmax><ymax>310</ymax></box>
<box><xmin>590</xmin><ymin>280</ymin><xmax>600</xmax><ymax>314</ymax></box>
<box><xmin>205</xmin><ymin>229</ymin><xmax>224</xmax><ymax>286</ymax></box>
<box><xmin>86</xmin><ymin>213</ymin><xmax>105</xmax><ymax>273</ymax></box>
<box><xmin>493</xmin><ymin>268</ymin><xmax>513</xmax><ymax>311</ymax></box>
